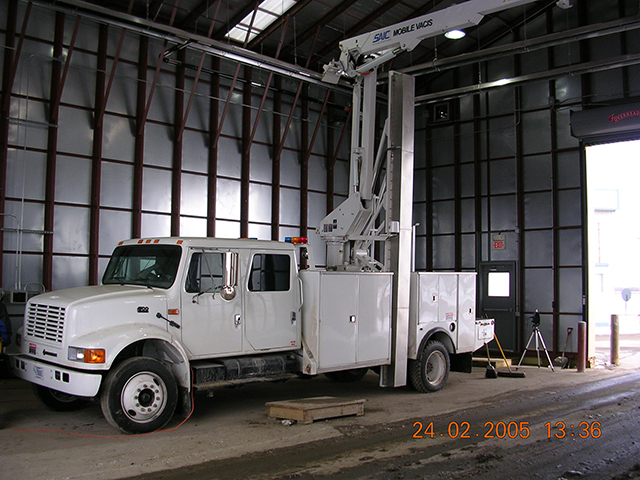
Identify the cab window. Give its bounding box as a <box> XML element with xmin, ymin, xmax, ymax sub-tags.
<box><xmin>248</xmin><ymin>254</ymin><xmax>290</xmax><ymax>292</ymax></box>
<box><xmin>186</xmin><ymin>252</ymin><xmax>224</xmax><ymax>294</ymax></box>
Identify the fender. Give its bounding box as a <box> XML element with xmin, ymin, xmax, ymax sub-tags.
<box><xmin>412</xmin><ymin>326</ymin><xmax>456</xmax><ymax>360</ymax></box>
<box><xmin>71</xmin><ymin>325</ymin><xmax>191</xmax><ymax>390</ymax></box>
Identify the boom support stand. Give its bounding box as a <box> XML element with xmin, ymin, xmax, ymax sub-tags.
<box><xmin>380</xmin><ymin>72</ymin><xmax>415</xmax><ymax>388</ymax></box>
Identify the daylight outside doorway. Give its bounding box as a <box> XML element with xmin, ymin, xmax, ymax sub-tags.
<box><xmin>586</xmin><ymin>139</ymin><xmax>640</xmax><ymax>366</ymax></box>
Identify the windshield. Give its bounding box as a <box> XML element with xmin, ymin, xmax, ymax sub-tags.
<box><xmin>102</xmin><ymin>245</ymin><xmax>182</xmax><ymax>289</ymax></box>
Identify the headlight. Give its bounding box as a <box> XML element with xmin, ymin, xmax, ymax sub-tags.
<box><xmin>15</xmin><ymin>333</ymin><xmax>22</xmax><ymax>348</ymax></box>
<box><xmin>68</xmin><ymin>347</ymin><xmax>106</xmax><ymax>364</ymax></box>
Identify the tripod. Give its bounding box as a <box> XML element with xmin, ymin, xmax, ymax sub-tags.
<box><xmin>516</xmin><ymin>311</ymin><xmax>555</xmax><ymax>372</ymax></box>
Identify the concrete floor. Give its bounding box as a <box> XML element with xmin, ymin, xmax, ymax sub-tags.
<box><xmin>1</xmin><ymin>336</ymin><xmax>639</xmax><ymax>480</ymax></box>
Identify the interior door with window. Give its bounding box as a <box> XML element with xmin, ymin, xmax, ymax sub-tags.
<box><xmin>244</xmin><ymin>251</ymin><xmax>299</xmax><ymax>352</ymax></box>
<box><xmin>180</xmin><ymin>249</ymin><xmax>243</xmax><ymax>358</ymax></box>
<box><xmin>479</xmin><ymin>262</ymin><xmax>518</xmax><ymax>352</ymax></box>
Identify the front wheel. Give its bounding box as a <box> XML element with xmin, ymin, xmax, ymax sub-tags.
<box><xmin>409</xmin><ymin>340</ymin><xmax>450</xmax><ymax>393</ymax></box>
<box><xmin>101</xmin><ymin>357</ymin><xmax>178</xmax><ymax>434</ymax></box>
<box><xmin>33</xmin><ymin>385</ymin><xmax>90</xmax><ymax>411</ymax></box>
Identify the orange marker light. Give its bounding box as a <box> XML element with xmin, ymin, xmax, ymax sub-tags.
<box><xmin>84</xmin><ymin>348</ymin><xmax>106</xmax><ymax>364</ymax></box>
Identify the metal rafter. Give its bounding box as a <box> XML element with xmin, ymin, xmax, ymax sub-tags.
<box><xmin>245</xmin><ymin>15</ymin><xmax>291</xmax><ymax>156</ymax></box>
<box><xmin>247</xmin><ymin>0</ymin><xmax>311</xmax><ymax>49</ymax></box>
<box><xmin>177</xmin><ymin>7</ymin><xmax>221</xmax><ymax>143</ymax></box>
<box><xmin>213</xmin><ymin>0</ymin><xmax>261</xmax><ymax>40</ymax></box>
<box><xmin>279</xmin><ymin>0</ymin><xmax>358</xmax><ymax>59</ymax></box>
<box><xmin>211</xmin><ymin>0</ymin><xmax>261</xmax><ymax>150</ymax></box>
<box><xmin>96</xmin><ymin>0</ymin><xmax>135</xmax><ymax>129</ymax></box>
<box><xmin>313</xmin><ymin>0</ymin><xmax>406</xmax><ymax>65</ymax></box>
<box><xmin>137</xmin><ymin>0</ymin><xmax>182</xmax><ymax>137</ymax></box>
<box><xmin>178</xmin><ymin>0</ymin><xmax>220</xmax><ymax>29</ymax></box>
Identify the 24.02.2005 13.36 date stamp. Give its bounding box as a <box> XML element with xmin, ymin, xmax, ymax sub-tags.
<box><xmin>412</xmin><ymin>421</ymin><xmax>602</xmax><ymax>440</ymax></box>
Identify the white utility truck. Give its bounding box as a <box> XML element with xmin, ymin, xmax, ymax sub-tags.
<box><xmin>12</xmin><ymin>0</ymin><xmax>535</xmax><ymax>433</ymax></box>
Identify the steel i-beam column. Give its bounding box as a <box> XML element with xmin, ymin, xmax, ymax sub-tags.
<box><xmin>300</xmin><ymin>85</ymin><xmax>309</xmax><ymax>240</ymax></box>
<box><xmin>240</xmin><ymin>66</ymin><xmax>252</xmax><ymax>239</ymax></box>
<box><xmin>207</xmin><ymin>57</ymin><xmax>220</xmax><ymax>238</ymax></box>
<box><xmin>171</xmin><ymin>48</ymin><xmax>186</xmax><ymax>237</ymax></box>
<box><xmin>89</xmin><ymin>24</ymin><xmax>109</xmax><ymax>285</ymax></box>
<box><xmin>132</xmin><ymin>36</ymin><xmax>148</xmax><ymax>238</ymax></box>
<box><xmin>271</xmin><ymin>76</ymin><xmax>282</xmax><ymax>241</ymax></box>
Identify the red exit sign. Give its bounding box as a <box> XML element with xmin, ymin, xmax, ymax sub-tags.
<box><xmin>492</xmin><ymin>235</ymin><xmax>506</xmax><ymax>251</ymax></box>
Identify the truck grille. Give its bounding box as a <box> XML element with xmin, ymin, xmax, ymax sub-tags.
<box><xmin>26</xmin><ymin>304</ymin><xmax>65</xmax><ymax>343</ymax></box>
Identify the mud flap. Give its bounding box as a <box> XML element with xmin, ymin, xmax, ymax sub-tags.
<box><xmin>177</xmin><ymin>387</ymin><xmax>193</xmax><ymax>418</ymax></box>
<box><xmin>450</xmin><ymin>352</ymin><xmax>473</xmax><ymax>373</ymax></box>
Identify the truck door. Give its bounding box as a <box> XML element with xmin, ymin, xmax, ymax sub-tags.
<box><xmin>244</xmin><ymin>251</ymin><xmax>299</xmax><ymax>351</ymax></box>
<box><xmin>180</xmin><ymin>249</ymin><xmax>243</xmax><ymax>358</ymax></box>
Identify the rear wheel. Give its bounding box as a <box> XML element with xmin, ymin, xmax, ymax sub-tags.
<box><xmin>409</xmin><ymin>341</ymin><xmax>450</xmax><ymax>393</ymax></box>
<box><xmin>33</xmin><ymin>385</ymin><xmax>89</xmax><ymax>411</ymax></box>
<box><xmin>101</xmin><ymin>357</ymin><xmax>178</xmax><ymax>434</ymax></box>
<box><xmin>324</xmin><ymin>368</ymin><xmax>368</xmax><ymax>382</ymax></box>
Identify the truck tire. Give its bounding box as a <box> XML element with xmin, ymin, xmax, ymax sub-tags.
<box><xmin>101</xmin><ymin>357</ymin><xmax>178</xmax><ymax>434</ymax></box>
<box><xmin>324</xmin><ymin>368</ymin><xmax>368</xmax><ymax>382</ymax></box>
<box><xmin>409</xmin><ymin>340</ymin><xmax>450</xmax><ymax>393</ymax></box>
<box><xmin>33</xmin><ymin>385</ymin><xmax>89</xmax><ymax>411</ymax></box>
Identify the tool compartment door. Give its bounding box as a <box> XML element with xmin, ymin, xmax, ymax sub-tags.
<box><xmin>318</xmin><ymin>273</ymin><xmax>358</xmax><ymax>368</ymax></box>
<box><xmin>317</xmin><ymin>272</ymin><xmax>392</xmax><ymax>370</ymax></box>
<box><xmin>357</xmin><ymin>274</ymin><xmax>392</xmax><ymax>364</ymax></box>
<box><xmin>456</xmin><ymin>273</ymin><xmax>477</xmax><ymax>353</ymax></box>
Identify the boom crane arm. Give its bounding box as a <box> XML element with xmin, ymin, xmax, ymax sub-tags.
<box><xmin>322</xmin><ymin>0</ymin><xmax>539</xmax><ymax>83</ymax></box>
<box><xmin>318</xmin><ymin>0</ymin><xmax>539</xmax><ymax>271</ymax></box>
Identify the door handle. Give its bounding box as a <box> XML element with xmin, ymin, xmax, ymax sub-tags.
<box><xmin>234</xmin><ymin>314</ymin><xmax>241</xmax><ymax>326</ymax></box>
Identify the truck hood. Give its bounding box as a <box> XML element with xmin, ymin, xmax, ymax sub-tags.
<box><xmin>26</xmin><ymin>285</ymin><xmax>170</xmax><ymax>342</ymax></box>
<box><xmin>29</xmin><ymin>285</ymin><xmax>163</xmax><ymax>308</ymax></box>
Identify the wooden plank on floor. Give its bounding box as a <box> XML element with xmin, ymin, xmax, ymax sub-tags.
<box><xmin>266</xmin><ymin>396</ymin><xmax>365</xmax><ymax>424</ymax></box>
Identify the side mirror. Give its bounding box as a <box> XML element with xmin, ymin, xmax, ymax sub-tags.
<box><xmin>221</xmin><ymin>251</ymin><xmax>238</xmax><ymax>301</ymax></box>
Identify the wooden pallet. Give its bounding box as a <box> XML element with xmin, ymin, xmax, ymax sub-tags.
<box><xmin>266</xmin><ymin>396</ymin><xmax>366</xmax><ymax>424</ymax></box>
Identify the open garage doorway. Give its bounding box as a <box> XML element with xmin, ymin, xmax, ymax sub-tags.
<box><xmin>586</xmin><ymin>139</ymin><xmax>640</xmax><ymax>366</ymax></box>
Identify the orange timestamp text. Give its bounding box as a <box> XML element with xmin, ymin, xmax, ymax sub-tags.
<box><xmin>412</xmin><ymin>420</ymin><xmax>601</xmax><ymax>439</ymax></box>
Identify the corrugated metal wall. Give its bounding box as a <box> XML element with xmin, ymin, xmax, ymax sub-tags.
<box><xmin>0</xmin><ymin>1</ymin><xmax>350</xmax><ymax>295</ymax></box>
<box><xmin>412</xmin><ymin>0</ymin><xmax>639</xmax><ymax>353</ymax></box>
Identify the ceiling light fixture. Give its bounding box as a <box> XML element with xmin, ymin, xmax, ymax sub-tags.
<box><xmin>444</xmin><ymin>30</ymin><xmax>466</xmax><ymax>40</ymax></box>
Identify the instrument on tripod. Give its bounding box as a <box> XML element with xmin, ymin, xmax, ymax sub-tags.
<box><xmin>516</xmin><ymin>310</ymin><xmax>555</xmax><ymax>372</ymax></box>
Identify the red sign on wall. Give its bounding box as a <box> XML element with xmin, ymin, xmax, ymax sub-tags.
<box><xmin>492</xmin><ymin>234</ymin><xmax>506</xmax><ymax>251</ymax></box>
